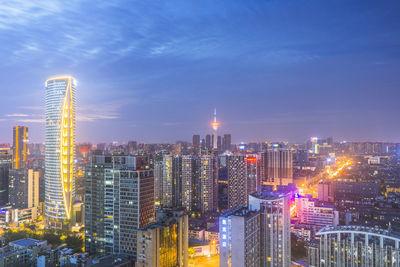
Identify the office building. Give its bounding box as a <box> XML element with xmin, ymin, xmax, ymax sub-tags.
<box><xmin>0</xmin><ymin>149</ymin><xmax>11</xmax><ymax>206</ymax></box>
<box><xmin>296</xmin><ymin>196</ymin><xmax>338</xmax><ymax>229</ymax></box>
<box><xmin>223</xmin><ymin>134</ymin><xmax>231</xmax><ymax>152</ymax></box>
<box><xmin>85</xmin><ymin>154</ymin><xmax>155</xmax><ymax>259</ymax></box>
<box><xmin>227</xmin><ymin>155</ymin><xmax>247</xmax><ymax>209</ymax></box>
<box><xmin>192</xmin><ymin>135</ymin><xmax>200</xmax><ymax>148</ymax></box>
<box><xmin>8</xmin><ymin>169</ymin><xmax>39</xmax><ymax>209</ymax></box>
<box><xmin>136</xmin><ymin>209</ymin><xmax>188</xmax><ymax>267</ymax></box>
<box><xmin>127</xmin><ymin>141</ymin><xmax>137</xmax><ymax>154</ymax></box>
<box><xmin>333</xmin><ymin>181</ymin><xmax>379</xmax><ymax>202</ymax></box>
<box><xmin>258</xmin><ymin>152</ymin><xmax>268</xmax><ymax>184</ymax></box>
<box><xmin>317</xmin><ymin>182</ymin><xmax>334</xmax><ymax>202</ymax></box>
<box><xmin>249</xmin><ymin>191</ymin><xmax>291</xmax><ymax>267</ymax></box>
<box><xmin>45</xmin><ymin>76</ymin><xmax>76</xmax><ymax>225</ymax></box>
<box><xmin>205</xmin><ymin>135</ymin><xmax>211</xmax><ymax>149</ymax></box>
<box><xmin>265</xmin><ymin>148</ymin><xmax>293</xmax><ymax>186</ymax></box>
<box><xmin>317</xmin><ymin>225</ymin><xmax>400</xmax><ymax>266</ymax></box>
<box><xmin>12</xmin><ymin>126</ymin><xmax>28</xmax><ymax>170</ymax></box>
<box><xmin>219</xmin><ymin>207</ymin><xmax>261</xmax><ymax>267</ymax></box>
<box><xmin>246</xmin><ymin>156</ymin><xmax>259</xmax><ymax>196</ymax></box>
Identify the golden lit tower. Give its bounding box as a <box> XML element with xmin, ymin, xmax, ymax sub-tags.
<box><xmin>45</xmin><ymin>76</ymin><xmax>76</xmax><ymax>225</ymax></box>
<box><xmin>12</xmin><ymin>126</ymin><xmax>28</xmax><ymax>169</ymax></box>
<box><xmin>211</xmin><ymin>108</ymin><xmax>220</xmax><ymax>150</ymax></box>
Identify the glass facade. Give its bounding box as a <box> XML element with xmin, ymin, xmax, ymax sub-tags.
<box><xmin>45</xmin><ymin>76</ymin><xmax>76</xmax><ymax>222</ymax></box>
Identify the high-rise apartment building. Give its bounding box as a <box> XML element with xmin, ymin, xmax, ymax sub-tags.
<box><xmin>136</xmin><ymin>209</ymin><xmax>189</xmax><ymax>267</ymax></box>
<box><xmin>181</xmin><ymin>155</ymin><xmax>200</xmax><ymax>212</ymax></box>
<box><xmin>227</xmin><ymin>155</ymin><xmax>247</xmax><ymax>209</ymax></box>
<box><xmin>85</xmin><ymin>154</ymin><xmax>155</xmax><ymax>259</ymax></box>
<box><xmin>249</xmin><ymin>191</ymin><xmax>291</xmax><ymax>267</ymax></box>
<box><xmin>162</xmin><ymin>155</ymin><xmax>182</xmax><ymax>208</ymax></box>
<box><xmin>154</xmin><ymin>159</ymin><xmax>163</xmax><ymax>205</ymax></box>
<box><xmin>200</xmin><ymin>155</ymin><xmax>218</xmax><ymax>213</ymax></box>
<box><xmin>45</xmin><ymin>76</ymin><xmax>76</xmax><ymax>225</ymax></box>
<box><xmin>219</xmin><ymin>207</ymin><xmax>261</xmax><ymax>267</ymax></box>
<box><xmin>12</xmin><ymin>126</ymin><xmax>28</xmax><ymax>170</ymax></box>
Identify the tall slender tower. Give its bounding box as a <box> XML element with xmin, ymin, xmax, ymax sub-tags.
<box><xmin>12</xmin><ymin>126</ymin><xmax>28</xmax><ymax>169</ymax></box>
<box><xmin>45</xmin><ymin>76</ymin><xmax>76</xmax><ymax>226</ymax></box>
<box><xmin>211</xmin><ymin>108</ymin><xmax>220</xmax><ymax>150</ymax></box>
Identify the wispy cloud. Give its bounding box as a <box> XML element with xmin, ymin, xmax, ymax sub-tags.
<box><xmin>19</xmin><ymin>106</ymin><xmax>44</xmax><ymax>111</ymax></box>
<box><xmin>0</xmin><ymin>0</ymin><xmax>65</xmax><ymax>30</ymax></box>
<box><xmin>16</xmin><ymin>118</ymin><xmax>44</xmax><ymax>123</ymax></box>
<box><xmin>5</xmin><ymin>113</ymin><xmax>29</xmax><ymax>117</ymax></box>
<box><xmin>77</xmin><ymin>114</ymin><xmax>119</xmax><ymax>122</ymax></box>
<box><xmin>163</xmin><ymin>122</ymin><xmax>183</xmax><ymax>126</ymax></box>
<box><xmin>77</xmin><ymin>98</ymin><xmax>135</xmax><ymax>122</ymax></box>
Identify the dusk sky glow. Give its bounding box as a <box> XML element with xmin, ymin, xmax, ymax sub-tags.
<box><xmin>1</xmin><ymin>0</ymin><xmax>400</xmax><ymax>143</ymax></box>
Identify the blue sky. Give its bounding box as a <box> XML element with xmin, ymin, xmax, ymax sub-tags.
<box><xmin>0</xmin><ymin>0</ymin><xmax>399</xmax><ymax>143</ymax></box>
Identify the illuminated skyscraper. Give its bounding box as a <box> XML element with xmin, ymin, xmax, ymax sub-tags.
<box><xmin>249</xmin><ymin>191</ymin><xmax>291</xmax><ymax>267</ymax></box>
<box><xmin>45</xmin><ymin>76</ymin><xmax>76</xmax><ymax>225</ymax></box>
<box><xmin>12</xmin><ymin>126</ymin><xmax>28</xmax><ymax>169</ymax></box>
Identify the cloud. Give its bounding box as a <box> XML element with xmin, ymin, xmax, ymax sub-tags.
<box><xmin>5</xmin><ymin>113</ymin><xmax>29</xmax><ymax>117</ymax></box>
<box><xmin>77</xmin><ymin>114</ymin><xmax>119</xmax><ymax>122</ymax></box>
<box><xmin>77</xmin><ymin>98</ymin><xmax>135</xmax><ymax>122</ymax></box>
<box><xmin>16</xmin><ymin>118</ymin><xmax>44</xmax><ymax>123</ymax></box>
<box><xmin>19</xmin><ymin>106</ymin><xmax>44</xmax><ymax>111</ymax></box>
<box><xmin>163</xmin><ymin>122</ymin><xmax>183</xmax><ymax>126</ymax></box>
<box><xmin>0</xmin><ymin>0</ymin><xmax>65</xmax><ymax>29</ymax></box>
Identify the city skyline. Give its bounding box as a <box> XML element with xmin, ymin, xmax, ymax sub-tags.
<box><xmin>0</xmin><ymin>1</ymin><xmax>400</xmax><ymax>144</ymax></box>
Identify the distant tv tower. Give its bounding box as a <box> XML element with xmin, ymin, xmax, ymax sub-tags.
<box><xmin>211</xmin><ymin>108</ymin><xmax>220</xmax><ymax>150</ymax></box>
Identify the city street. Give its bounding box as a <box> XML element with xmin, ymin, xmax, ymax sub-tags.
<box><xmin>189</xmin><ymin>255</ymin><xmax>219</xmax><ymax>267</ymax></box>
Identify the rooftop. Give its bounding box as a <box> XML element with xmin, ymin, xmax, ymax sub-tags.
<box><xmin>220</xmin><ymin>206</ymin><xmax>259</xmax><ymax>218</ymax></box>
<box><xmin>317</xmin><ymin>225</ymin><xmax>400</xmax><ymax>240</ymax></box>
<box><xmin>10</xmin><ymin>238</ymin><xmax>41</xmax><ymax>248</ymax></box>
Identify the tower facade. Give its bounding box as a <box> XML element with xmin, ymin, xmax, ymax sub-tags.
<box><xmin>12</xmin><ymin>126</ymin><xmax>28</xmax><ymax>169</ymax></box>
<box><xmin>211</xmin><ymin>108</ymin><xmax>220</xmax><ymax>150</ymax></box>
<box><xmin>45</xmin><ymin>76</ymin><xmax>76</xmax><ymax>224</ymax></box>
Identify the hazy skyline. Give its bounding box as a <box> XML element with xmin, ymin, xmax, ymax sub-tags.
<box><xmin>1</xmin><ymin>0</ymin><xmax>400</xmax><ymax>143</ymax></box>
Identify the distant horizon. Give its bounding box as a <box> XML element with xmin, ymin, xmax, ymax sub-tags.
<box><xmin>1</xmin><ymin>1</ymin><xmax>400</xmax><ymax>143</ymax></box>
